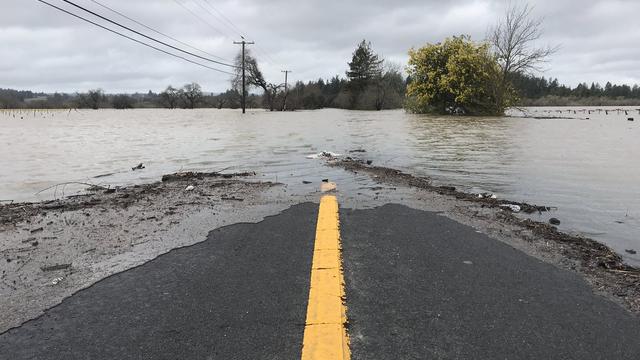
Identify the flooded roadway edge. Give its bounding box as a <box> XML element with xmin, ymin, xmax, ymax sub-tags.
<box><xmin>0</xmin><ymin>162</ymin><xmax>638</xmax><ymax>335</ymax></box>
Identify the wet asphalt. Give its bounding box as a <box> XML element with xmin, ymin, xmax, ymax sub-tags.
<box><xmin>1</xmin><ymin>202</ymin><xmax>639</xmax><ymax>359</ymax></box>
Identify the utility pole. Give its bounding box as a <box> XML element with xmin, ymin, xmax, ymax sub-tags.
<box><xmin>233</xmin><ymin>39</ymin><xmax>254</xmax><ymax>114</ymax></box>
<box><xmin>281</xmin><ymin>70</ymin><xmax>292</xmax><ymax>111</ymax></box>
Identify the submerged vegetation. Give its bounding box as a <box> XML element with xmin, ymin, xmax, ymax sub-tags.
<box><xmin>406</xmin><ymin>3</ymin><xmax>556</xmax><ymax>116</ymax></box>
<box><xmin>405</xmin><ymin>36</ymin><xmax>506</xmax><ymax>116</ymax></box>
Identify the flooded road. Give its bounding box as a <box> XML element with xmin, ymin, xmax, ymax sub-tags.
<box><xmin>1</xmin><ymin>107</ymin><xmax>638</xmax><ymax>262</ymax></box>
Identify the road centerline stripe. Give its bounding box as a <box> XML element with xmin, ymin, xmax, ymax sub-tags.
<box><xmin>301</xmin><ymin>195</ymin><xmax>350</xmax><ymax>360</ymax></box>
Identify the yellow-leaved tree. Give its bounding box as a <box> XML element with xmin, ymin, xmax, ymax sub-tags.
<box><xmin>405</xmin><ymin>36</ymin><xmax>513</xmax><ymax>116</ymax></box>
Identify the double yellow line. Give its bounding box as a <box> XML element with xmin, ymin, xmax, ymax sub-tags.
<box><xmin>301</xmin><ymin>195</ymin><xmax>350</xmax><ymax>360</ymax></box>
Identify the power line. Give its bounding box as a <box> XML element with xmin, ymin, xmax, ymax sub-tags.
<box><xmin>88</xmin><ymin>0</ymin><xmax>231</xmax><ymax>62</ymax></box>
<box><xmin>180</xmin><ymin>0</ymin><xmax>286</xmax><ymax>75</ymax></box>
<box><xmin>172</xmin><ymin>0</ymin><xmax>228</xmax><ymax>39</ymax></box>
<box><xmin>199</xmin><ymin>0</ymin><xmax>244</xmax><ymax>37</ymax></box>
<box><xmin>255</xmin><ymin>43</ymin><xmax>281</xmax><ymax>66</ymax></box>
<box><xmin>195</xmin><ymin>0</ymin><xmax>281</xmax><ymax>66</ymax></box>
<box><xmin>176</xmin><ymin>0</ymin><xmax>280</xmax><ymax>69</ymax></box>
<box><xmin>190</xmin><ymin>0</ymin><xmax>236</xmax><ymax>39</ymax></box>
<box><xmin>36</xmin><ymin>0</ymin><xmax>236</xmax><ymax>76</ymax></box>
<box><xmin>59</xmin><ymin>0</ymin><xmax>238</xmax><ymax>69</ymax></box>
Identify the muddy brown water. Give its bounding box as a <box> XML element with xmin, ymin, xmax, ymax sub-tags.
<box><xmin>0</xmin><ymin>107</ymin><xmax>638</xmax><ymax>264</ymax></box>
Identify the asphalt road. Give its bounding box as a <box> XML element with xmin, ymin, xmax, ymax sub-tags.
<box><xmin>340</xmin><ymin>204</ymin><xmax>640</xmax><ymax>359</ymax></box>
<box><xmin>1</xmin><ymin>202</ymin><xmax>639</xmax><ymax>359</ymax></box>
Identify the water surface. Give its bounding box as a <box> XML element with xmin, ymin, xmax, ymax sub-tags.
<box><xmin>1</xmin><ymin>107</ymin><xmax>638</xmax><ymax>264</ymax></box>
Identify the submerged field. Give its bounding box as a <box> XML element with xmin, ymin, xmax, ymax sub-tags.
<box><xmin>0</xmin><ymin>107</ymin><xmax>638</xmax><ymax>264</ymax></box>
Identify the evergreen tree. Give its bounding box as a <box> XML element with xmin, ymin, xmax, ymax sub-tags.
<box><xmin>346</xmin><ymin>40</ymin><xmax>383</xmax><ymax>87</ymax></box>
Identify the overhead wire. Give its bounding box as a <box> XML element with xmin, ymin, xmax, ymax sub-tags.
<box><xmin>200</xmin><ymin>0</ymin><xmax>245</xmax><ymax>37</ymax></box>
<box><xmin>58</xmin><ymin>0</ymin><xmax>239</xmax><ymax>69</ymax></box>
<box><xmin>173</xmin><ymin>0</ymin><xmax>257</xmax><ymax>68</ymax></box>
<box><xmin>171</xmin><ymin>0</ymin><xmax>229</xmax><ymax>40</ymax></box>
<box><xmin>190</xmin><ymin>0</ymin><xmax>237</xmax><ymax>40</ymax></box>
<box><xmin>194</xmin><ymin>0</ymin><xmax>282</xmax><ymax>67</ymax></box>
<box><xmin>88</xmin><ymin>0</ymin><xmax>231</xmax><ymax>62</ymax></box>
<box><xmin>195</xmin><ymin>0</ymin><xmax>243</xmax><ymax>38</ymax></box>
<box><xmin>36</xmin><ymin>0</ymin><xmax>236</xmax><ymax>75</ymax></box>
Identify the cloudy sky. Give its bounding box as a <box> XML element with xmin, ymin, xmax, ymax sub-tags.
<box><xmin>1</xmin><ymin>0</ymin><xmax>639</xmax><ymax>93</ymax></box>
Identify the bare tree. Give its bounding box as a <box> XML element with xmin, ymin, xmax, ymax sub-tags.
<box><xmin>374</xmin><ymin>61</ymin><xmax>405</xmax><ymax>111</ymax></box>
<box><xmin>489</xmin><ymin>3</ymin><xmax>558</xmax><ymax>102</ymax></box>
<box><xmin>180</xmin><ymin>82</ymin><xmax>203</xmax><ymax>109</ymax></box>
<box><xmin>490</xmin><ymin>3</ymin><xmax>558</xmax><ymax>76</ymax></box>
<box><xmin>232</xmin><ymin>50</ymin><xmax>266</xmax><ymax>93</ymax></box>
<box><xmin>159</xmin><ymin>86</ymin><xmax>180</xmax><ymax>109</ymax></box>
<box><xmin>232</xmin><ymin>50</ymin><xmax>282</xmax><ymax>111</ymax></box>
<box><xmin>76</xmin><ymin>89</ymin><xmax>104</xmax><ymax>109</ymax></box>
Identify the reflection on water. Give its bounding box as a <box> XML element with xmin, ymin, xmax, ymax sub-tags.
<box><xmin>0</xmin><ymin>107</ymin><xmax>638</xmax><ymax>264</ymax></box>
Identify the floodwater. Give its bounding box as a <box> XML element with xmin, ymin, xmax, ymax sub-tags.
<box><xmin>1</xmin><ymin>107</ymin><xmax>638</xmax><ymax>263</ymax></box>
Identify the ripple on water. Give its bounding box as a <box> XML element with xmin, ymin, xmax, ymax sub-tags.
<box><xmin>0</xmin><ymin>108</ymin><xmax>638</xmax><ymax>264</ymax></box>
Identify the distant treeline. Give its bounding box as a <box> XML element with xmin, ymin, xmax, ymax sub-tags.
<box><xmin>2</xmin><ymin>61</ymin><xmax>639</xmax><ymax>110</ymax></box>
<box><xmin>0</xmin><ymin>86</ymin><xmax>260</xmax><ymax>110</ymax></box>
<box><xmin>512</xmin><ymin>73</ymin><xmax>640</xmax><ymax>106</ymax></box>
<box><xmin>3</xmin><ymin>77</ymin><xmax>639</xmax><ymax>111</ymax></box>
<box><xmin>0</xmin><ymin>41</ymin><xmax>406</xmax><ymax>111</ymax></box>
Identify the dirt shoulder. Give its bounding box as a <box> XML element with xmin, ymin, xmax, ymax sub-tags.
<box><xmin>332</xmin><ymin>157</ymin><xmax>640</xmax><ymax>314</ymax></box>
<box><xmin>0</xmin><ymin>171</ymin><xmax>297</xmax><ymax>333</ymax></box>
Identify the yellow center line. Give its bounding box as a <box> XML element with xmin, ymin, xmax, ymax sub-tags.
<box><xmin>301</xmin><ymin>195</ymin><xmax>350</xmax><ymax>360</ymax></box>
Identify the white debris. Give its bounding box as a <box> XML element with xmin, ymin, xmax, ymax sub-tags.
<box><xmin>500</xmin><ymin>204</ymin><xmax>521</xmax><ymax>213</ymax></box>
<box><xmin>185</xmin><ymin>185</ymin><xmax>195</xmax><ymax>191</ymax></box>
<box><xmin>306</xmin><ymin>151</ymin><xmax>342</xmax><ymax>159</ymax></box>
<box><xmin>477</xmin><ymin>193</ymin><xmax>497</xmax><ymax>199</ymax></box>
<box><xmin>52</xmin><ymin>277</ymin><xmax>63</xmax><ymax>285</ymax></box>
<box><xmin>320</xmin><ymin>182</ymin><xmax>337</xmax><ymax>193</ymax></box>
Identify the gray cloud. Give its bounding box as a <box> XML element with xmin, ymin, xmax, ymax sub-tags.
<box><xmin>1</xmin><ymin>0</ymin><xmax>639</xmax><ymax>93</ymax></box>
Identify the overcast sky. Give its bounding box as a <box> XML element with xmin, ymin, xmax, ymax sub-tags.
<box><xmin>1</xmin><ymin>0</ymin><xmax>639</xmax><ymax>93</ymax></box>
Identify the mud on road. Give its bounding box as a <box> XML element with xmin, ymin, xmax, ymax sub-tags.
<box><xmin>2</xmin><ymin>159</ymin><xmax>638</xmax><ymax>334</ymax></box>
<box><xmin>0</xmin><ymin>171</ymin><xmax>298</xmax><ymax>333</ymax></box>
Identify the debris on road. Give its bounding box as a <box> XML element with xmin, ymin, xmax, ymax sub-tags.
<box><xmin>302</xmin><ymin>181</ymin><xmax>312</xmax><ymax>184</ymax></box>
<box><xmin>549</xmin><ymin>218</ymin><xmax>561</xmax><ymax>225</ymax></box>
<box><xmin>320</xmin><ymin>182</ymin><xmax>337</xmax><ymax>193</ymax></box>
<box><xmin>334</xmin><ymin>158</ymin><xmax>551</xmax><ymax>213</ymax></box>
<box><xmin>41</xmin><ymin>264</ymin><xmax>71</xmax><ymax>272</ymax></box>
<box><xmin>93</xmin><ymin>172</ymin><xmax>115</xmax><ymax>179</ymax></box>
<box><xmin>306</xmin><ymin>151</ymin><xmax>341</xmax><ymax>159</ymax></box>
<box><xmin>131</xmin><ymin>163</ymin><xmax>145</xmax><ymax>171</ymax></box>
<box><xmin>626</xmin><ymin>249</ymin><xmax>637</xmax><ymax>255</ymax></box>
<box><xmin>221</xmin><ymin>196</ymin><xmax>244</xmax><ymax>201</ymax></box>
<box><xmin>478</xmin><ymin>193</ymin><xmax>497</xmax><ymax>199</ymax></box>
<box><xmin>161</xmin><ymin>171</ymin><xmax>255</xmax><ymax>182</ymax></box>
<box><xmin>500</xmin><ymin>204</ymin><xmax>521</xmax><ymax>213</ymax></box>
<box><xmin>185</xmin><ymin>185</ymin><xmax>195</xmax><ymax>192</ymax></box>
